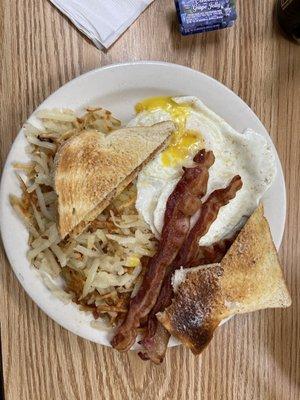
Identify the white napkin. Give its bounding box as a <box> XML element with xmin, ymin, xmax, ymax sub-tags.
<box><xmin>50</xmin><ymin>0</ymin><xmax>154</xmax><ymax>49</ymax></box>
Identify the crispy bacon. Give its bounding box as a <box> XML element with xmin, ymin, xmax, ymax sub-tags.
<box><xmin>139</xmin><ymin>175</ymin><xmax>243</xmax><ymax>362</ymax></box>
<box><xmin>176</xmin><ymin>175</ymin><xmax>243</xmax><ymax>267</ymax></box>
<box><xmin>111</xmin><ymin>150</ymin><xmax>215</xmax><ymax>351</ymax></box>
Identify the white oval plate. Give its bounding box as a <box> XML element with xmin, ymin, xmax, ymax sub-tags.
<box><xmin>0</xmin><ymin>62</ymin><xmax>286</xmax><ymax>348</ymax></box>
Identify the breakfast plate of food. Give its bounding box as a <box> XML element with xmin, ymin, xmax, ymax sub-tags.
<box><xmin>0</xmin><ymin>61</ymin><xmax>291</xmax><ymax>364</ymax></box>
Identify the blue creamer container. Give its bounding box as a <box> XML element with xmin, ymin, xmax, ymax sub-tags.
<box><xmin>175</xmin><ymin>0</ymin><xmax>237</xmax><ymax>35</ymax></box>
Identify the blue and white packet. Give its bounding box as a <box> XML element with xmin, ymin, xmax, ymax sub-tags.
<box><xmin>175</xmin><ymin>0</ymin><xmax>237</xmax><ymax>36</ymax></box>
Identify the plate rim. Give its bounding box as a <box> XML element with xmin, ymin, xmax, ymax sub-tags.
<box><xmin>0</xmin><ymin>61</ymin><xmax>286</xmax><ymax>348</ymax></box>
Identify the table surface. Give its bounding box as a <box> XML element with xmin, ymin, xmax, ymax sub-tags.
<box><xmin>0</xmin><ymin>1</ymin><xmax>299</xmax><ymax>399</ymax></box>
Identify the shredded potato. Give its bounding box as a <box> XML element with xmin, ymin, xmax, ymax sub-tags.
<box><xmin>11</xmin><ymin>108</ymin><xmax>156</xmax><ymax>326</ymax></box>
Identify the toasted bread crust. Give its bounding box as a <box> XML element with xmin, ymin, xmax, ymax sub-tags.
<box><xmin>158</xmin><ymin>263</ymin><xmax>224</xmax><ymax>355</ymax></box>
<box><xmin>158</xmin><ymin>204</ymin><xmax>291</xmax><ymax>354</ymax></box>
<box><xmin>221</xmin><ymin>204</ymin><xmax>291</xmax><ymax>312</ymax></box>
<box><xmin>69</xmin><ymin>139</ymin><xmax>170</xmax><ymax>237</ymax></box>
<box><xmin>54</xmin><ymin>121</ymin><xmax>175</xmax><ymax>238</ymax></box>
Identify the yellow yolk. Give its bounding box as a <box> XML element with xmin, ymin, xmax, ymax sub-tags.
<box><xmin>135</xmin><ymin>96</ymin><xmax>204</xmax><ymax>167</ymax></box>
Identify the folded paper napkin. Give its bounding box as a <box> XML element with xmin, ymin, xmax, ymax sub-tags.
<box><xmin>50</xmin><ymin>0</ymin><xmax>154</xmax><ymax>49</ymax></box>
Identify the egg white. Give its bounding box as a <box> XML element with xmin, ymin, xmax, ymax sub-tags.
<box><xmin>129</xmin><ymin>96</ymin><xmax>276</xmax><ymax>246</ymax></box>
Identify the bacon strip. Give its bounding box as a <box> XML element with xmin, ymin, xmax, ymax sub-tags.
<box><xmin>139</xmin><ymin>175</ymin><xmax>243</xmax><ymax>362</ymax></box>
<box><xmin>176</xmin><ymin>175</ymin><xmax>243</xmax><ymax>267</ymax></box>
<box><xmin>111</xmin><ymin>150</ymin><xmax>215</xmax><ymax>351</ymax></box>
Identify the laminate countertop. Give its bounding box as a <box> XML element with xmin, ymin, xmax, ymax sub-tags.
<box><xmin>0</xmin><ymin>1</ymin><xmax>299</xmax><ymax>399</ymax></box>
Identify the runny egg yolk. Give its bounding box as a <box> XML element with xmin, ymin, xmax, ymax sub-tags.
<box><xmin>135</xmin><ymin>96</ymin><xmax>204</xmax><ymax>167</ymax></box>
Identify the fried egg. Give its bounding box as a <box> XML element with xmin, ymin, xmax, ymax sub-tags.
<box><xmin>128</xmin><ymin>96</ymin><xmax>276</xmax><ymax>246</ymax></box>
